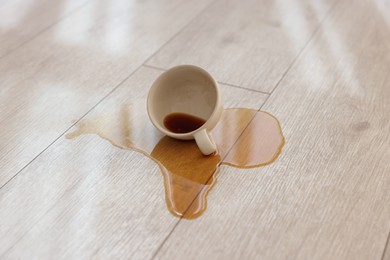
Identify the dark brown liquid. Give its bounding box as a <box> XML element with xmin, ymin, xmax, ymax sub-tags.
<box><xmin>164</xmin><ymin>113</ymin><xmax>206</xmax><ymax>134</ymax></box>
<box><xmin>66</xmin><ymin>108</ymin><xmax>284</xmax><ymax>219</ymax></box>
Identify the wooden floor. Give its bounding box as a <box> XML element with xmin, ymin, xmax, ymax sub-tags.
<box><xmin>1</xmin><ymin>0</ymin><xmax>389</xmax><ymax>259</ymax></box>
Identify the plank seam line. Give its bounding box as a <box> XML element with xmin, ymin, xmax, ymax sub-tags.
<box><xmin>0</xmin><ymin>0</ymin><xmax>219</xmax><ymax>255</ymax></box>
<box><xmin>0</xmin><ymin>65</ymin><xmax>141</xmax><ymax>191</ymax></box>
<box><xmin>0</xmin><ymin>0</ymin><xmax>217</xmax><ymax>191</ymax></box>
<box><xmin>381</xmin><ymin>230</ymin><xmax>390</xmax><ymax>260</ymax></box>
<box><xmin>149</xmin><ymin>0</ymin><xmax>341</xmax><ymax>258</ymax></box>
<box><xmin>142</xmin><ymin>64</ymin><xmax>271</xmax><ymax>95</ymax></box>
<box><xmin>268</xmin><ymin>0</ymin><xmax>340</xmax><ymax>95</ymax></box>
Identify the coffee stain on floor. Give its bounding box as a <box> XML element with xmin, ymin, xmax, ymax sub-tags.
<box><xmin>67</xmin><ymin>108</ymin><xmax>284</xmax><ymax>219</ymax></box>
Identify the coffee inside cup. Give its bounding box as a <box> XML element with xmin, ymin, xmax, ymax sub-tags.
<box><xmin>163</xmin><ymin>113</ymin><xmax>206</xmax><ymax>134</ymax></box>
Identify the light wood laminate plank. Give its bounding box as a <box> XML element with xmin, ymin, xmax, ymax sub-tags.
<box><xmin>0</xmin><ymin>0</ymin><xmax>91</xmax><ymax>57</ymax></box>
<box><xmin>155</xmin><ymin>0</ymin><xmax>390</xmax><ymax>259</ymax></box>
<box><xmin>0</xmin><ymin>66</ymin><xmax>268</xmax><ymax>258</ymax></box>
<box><xmin>147</xmin><ymin>0</ymin><xmax>337</xmax><ymax>93</ymax></box>
<box><xmin>0</xmin><ymin>0</ymin><xmax>214</xmax><ymax>187</ymax></box>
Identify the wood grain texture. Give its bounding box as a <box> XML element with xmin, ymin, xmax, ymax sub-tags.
<box><xmin>0</xmin><ymin>0</ymin><xmax>214</xmax><ymax>187</ymax></box>
<box><xmin>146</xmin><ymin>0</ymin><xmax>337</xmax><ymax>93</ymax></box>
<box><xmin>1</xmin><ymin>135</ymin><xmax>178</xmax><ymax>260</ymax></box>
<box><xmin>0</xmin><ymin>0</ymin><xmax>91</xmax><ymax>57</ymax></box>
<box><xmin>0</xmin><ymin>66</ymin><xmax>268</xmax><ymax>258</ymax></box>
<box><xmin>1</xmin><ymin>0</ymin><xmax>389</xmax><ymax>259</ymax></box>
<box><xmin>154</xmin><ymin>0</ymin><xmax>390</xmax><ymax>259</ymax></box>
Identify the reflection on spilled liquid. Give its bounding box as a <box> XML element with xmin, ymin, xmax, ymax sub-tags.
<box><xmin>66</xmin><ymin>108</ymin><xmax>284</xmax><ymax>219</ymax></box>
<box><xmin>151</xmin><ymin>137</ymin><xmax>221</xmax><ymax>219</ymax></box>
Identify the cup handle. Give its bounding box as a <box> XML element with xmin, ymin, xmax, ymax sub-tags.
<box><xmin>194</xmin><ymin>129</ymin><xmax>217</xmax><ymax>155</ymax></box>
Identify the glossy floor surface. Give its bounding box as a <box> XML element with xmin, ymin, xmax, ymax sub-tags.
<box><xmin>1</xmin><ymin>0</ymin><xmax>390</xmax><ymax>259</ymax></box>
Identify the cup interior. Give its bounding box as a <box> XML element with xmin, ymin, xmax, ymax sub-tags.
<box><xmin>148</xmin><ymin>66</ymin><xmax>218</xmax><ymax>134</ymax></box>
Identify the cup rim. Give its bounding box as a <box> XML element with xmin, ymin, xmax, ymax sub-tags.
<box><xmin>147</xmin><ymin>64</ymin><xmax>221</xmax><ymax>138</ymax></box>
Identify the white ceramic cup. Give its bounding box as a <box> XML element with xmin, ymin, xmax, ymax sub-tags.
<box><xmin>147</xmin><ymin>65</ymin><xmax>223</xmax><ymax>155</ymax></box>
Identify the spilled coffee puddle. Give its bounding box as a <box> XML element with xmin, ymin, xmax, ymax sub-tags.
<box><xmin>67</xmin><ymin>108</ymin><xmax>284</xmax><ymax>219</ymax></box>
